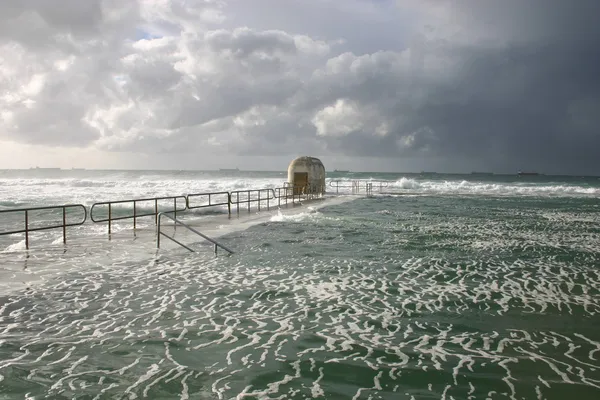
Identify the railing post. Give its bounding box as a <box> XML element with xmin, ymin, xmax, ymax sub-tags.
<box><xmin>247</xmin><ymin>190</ymin><xmax>250</xmax><ymax>212</ymax></box>
<box><xmin>25</xmin><ymin>210</ymin><xmax>29</xmax><ymax>250</ymax></box>
<box><xmin>108</xmin><ymin>203</ymin><xmax>112</xmax><ymax>235</ymax></box>
<box><xmin>267</xmin><ymin>191</ymin><xmax>270</xmax><ymax>210</ymax></box>
<box><xmin>227</xmin><ymin>193</ymin><xmax>231</xmax><ymax>216</ymax></box>
<box><xmin>133</xmin><ymin>200</ymin><xmax>136</xmax><ymax>230</ymax></box>
<box><xmin>258</xmin><ymin>190</ymin><xmax>261</xmax><ymax>211</ymax></box>
<box><xmin>155</xmin><ymin>199</ymin><xmax>158</xmax><ymax>225</ymax></box>
<box><xmin>173</xmin><ymin>198</ymin><xmax>177</xmax><ymax>227</ymax></box>
<box><xmin>157</xmin><ymin>214</ymin><xmax>161</xmax><ymax>248</ymax></box>
<box><xmin>62</xmin><ymin>207</ymin><xmax>67</xmax><ymax>245</ymax></box>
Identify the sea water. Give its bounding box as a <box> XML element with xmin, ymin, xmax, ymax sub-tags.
<box><xmin>0</xmin><ymin>169</ymin><xmax>599</xmax><ymax>399</ymax></box>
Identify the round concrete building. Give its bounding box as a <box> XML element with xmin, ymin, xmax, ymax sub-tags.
<box><xmin>287</xmin><ymin>156</ymin><xmax>326</xmax><ymax>195</ymax></box>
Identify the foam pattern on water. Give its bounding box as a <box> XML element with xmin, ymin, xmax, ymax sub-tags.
<box><xmin>0</xmin><ymin>195</ymin><xmax>599</xmax><ymax>399</ymax></box>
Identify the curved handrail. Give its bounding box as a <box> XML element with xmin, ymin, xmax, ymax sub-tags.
<box><xmin>0</xmin><ymin>204</ymin><xmax>87</xmax><ymax>249</ymax></box>
<box><xmin>90</xmin><ymin>195</ymin><xmax>187</xmax><ymax>234</ymax></box>
<box><xmin>90</xmin><ymin>196</ymin><xmax>187</xmax><ymax>222</ymax></box>
<box><xmin>0</xmin><ymin>204</ymin><xmax>88</xmax><ymax>235</ymax></box>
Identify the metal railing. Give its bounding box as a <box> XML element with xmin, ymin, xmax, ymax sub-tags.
<box><xmin>187</xmin><ymin>191</ymin><xmax>231</xmax><ymax>214</ymax></box>
<box><xmin>0</xmin><ymin>204</ymin><xmax>87</xmax><ymax>249</ymax></box>
<box><xmin>157</xmin><ymin>212</ymin><xmax>234</xmax><ymax>255</ymax></box>
<box><xmin>329</xmin><ymin>180</ymin><xmax>389</xmax><ymax>194</ymax></box>
<box><xmin>230</xmin><ymin>188</ymin><xmax>278</xmax><ymax>214</ymax></box>
<box><xmin>274</xmin><ymin>186</ymin><xmax>298</xmax><ymax>206</ymax></box>
<box><xmin>90</xmin><ymin>196</ymin><xmax>187</xmax><ymax>234</ymax></box>
<box><xmin>0</xmin><ymin>182</ymin><xmax>331</xmax><ymax>249</ymax></box>
<box><xmin>228</xmin><ymin>185</ymin><xmax>325</xmax><ymax>214</ymax></box>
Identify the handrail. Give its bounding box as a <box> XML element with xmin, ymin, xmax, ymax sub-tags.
<box><xmin>0</xmin><ymin>184</ymin><xmax>327</xmax><ymax>249</ymax></box>
<box><xmin>228</xmin><ymin>185</ymin><xmax>325</xmax><ymax>214</ymax></box>
<box><xmin>0</xmin><ymin>204</ymin><xmax>87</xmax><ymax>249</ymax></box>
<box><xmin>230</xmin><ymin>188</ymin><xmax>278</xmax><ymax>213</ymax></box>
<box><xmin>157</xmin><ymin>212</ymin><xmax>234</xmax><ymax>255</ymax></box>
<box><xmin>329</xmin><ymin>180</ymin><xmax>389</xmax><ymax>188</ymax></box>
<box><xmin>90</xmin><ymin>195</ymin><xmax>187</xmax><ymax>234</ymax></box>
<box><xmin>329</xmin><ymin>180</ymin><xmax>389</xmax><ymax>194</ymax></box>
<box><xmin>187</xmin><ymin>191</ymin><xmax>231</xmax><ymax>214</ymax></box>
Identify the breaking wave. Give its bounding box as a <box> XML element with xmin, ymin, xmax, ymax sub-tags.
<box><xmin>387</xmin><ymin>178</ymin><xmax>600</xmax><ymax>197</ymax></box>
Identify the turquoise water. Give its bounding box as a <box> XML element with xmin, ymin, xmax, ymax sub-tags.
<box><xmin>0</xmin><ymin>171</ymin><xmax>599</xmax><ymax>399</ymax></box>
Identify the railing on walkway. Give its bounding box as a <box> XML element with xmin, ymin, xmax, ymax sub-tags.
<box><xmin>187</xmin><ymin>191</ymin><xmax>231</xmax><ymax>214</ymax></box>
<box><xmin>157</xmin><ymin>212</ymin><xmax>234</xmax><ymax>255</ymax></box>
<box><xmin>329</xmin><ymin>180</ymin><xmax>389</xmax><ymax>194</ymax></box>
<box><xmin>0</xmin><ymin>182</ymin><xmax>333</xmax><ymax>249</ymax></box>
<box><xmin>228</xmin><ymin>185</ymin><xmax>325</xmax><ymax>214</ymax></box>
<box><xmin>275</xmin><ymin>186</ymin><xmax>294</xmax><ymax>201</ymax></box>
<box><xmin>230</xmin><ymin>188</ymin><xmax>277</xmax><ymax>214</ymax></box>
<box><xmin>90</xmin><ymin>196</ymin><xmax>187</xmax><ymax>234</ymax></box>
<box><xmin>0</xmin><ymin>204</ymin><xmax>87</xmax><ymax>249</ymax></box>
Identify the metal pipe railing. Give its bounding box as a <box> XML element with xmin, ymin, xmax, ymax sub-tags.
<box><xmin>0</xmin><ymin>204</ymin><xmax>87</xmax><ymax>249</ymax></box>
<box><xmin>90</xmin><ymin>196</ymin><xmax>187</xmax><ymax>234</ymax></box>
<box><xmin>329</xmin><ymin>180</ymin><xmax>389</xmax><ymax>194</ymax></box>
<box><xmin>230</xmin><ymin>188</ymin><xmax>278</xmax><ymax>215</ymax></box>
<box><xmin>187</xmin><ymin>191</ymin><xmax>231</xmax><ymax>215</ymax></box>
<box><xmin>1</xmin><ymin>181</ymin><xmax>333</xmax><ymax>249</ymax></box>
<box><xmin>157</xmin><ymin>212</ymin><xmax>234</xmax><ymax>255</ymax></box>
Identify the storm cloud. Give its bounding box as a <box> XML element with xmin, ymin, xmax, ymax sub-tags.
<box><xmin>1</xmin><ymin>0</ymin><xmax>599</xmax><ymax>173</ymax></box>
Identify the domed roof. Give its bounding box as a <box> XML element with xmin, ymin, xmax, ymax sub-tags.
<box><xmin>288</xmin><ymin>156</ymin><xmax>324</xmax><ymax>167</ymax></box>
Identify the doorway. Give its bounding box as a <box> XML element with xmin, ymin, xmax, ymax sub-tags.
<box><xmin>293</xmin><ymin>172</ymin><xmax>308</xmax><ymax>195</ymax></box>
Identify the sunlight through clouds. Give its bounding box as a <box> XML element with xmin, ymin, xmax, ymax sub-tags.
<box><xmin>0</xmin><ymin>0</ymin><xmax>599</xmax><ymax>173</ymax></box>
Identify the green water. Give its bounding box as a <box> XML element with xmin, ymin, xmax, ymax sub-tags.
<box><xmin>1</xmin><ymin>193</ymin><xmax>599</xmax><ymax>399</ymax></box>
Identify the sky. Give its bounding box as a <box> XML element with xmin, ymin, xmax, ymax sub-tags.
<box><xmin>1</xmin><ymin>0</ymin><xmax>600</xmax><ymax>174</ymax></box>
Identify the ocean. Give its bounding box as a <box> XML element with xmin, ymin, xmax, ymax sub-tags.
<box><xmin>0</xmin><ymin>169</ymin><xmax>599</xmax><ymax>399</ymax></box>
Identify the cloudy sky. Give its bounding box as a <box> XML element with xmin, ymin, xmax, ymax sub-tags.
<box><xmin>1</xmin><ymin>0</ymin><xmax>599</xmax><ymax>174</ymax></box>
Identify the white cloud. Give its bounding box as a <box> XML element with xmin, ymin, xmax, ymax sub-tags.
<box><xmin>312</xmin><ymin>99</ymin><xmax>388</xmax><ymax>138</ymax></box>
<box><xmin>0</xmin><ymin>0</ymin><xmax>599</xmax><ymax>173</ymax></box>
<box><xmin>313</xmin><ymin>99</ymin><xmax>361</xmax><ymax>137</ymax></box>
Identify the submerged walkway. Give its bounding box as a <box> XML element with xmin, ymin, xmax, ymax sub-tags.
<box><xmin>0</xmin><ymin>195</ymin><xmax>356</xmax><ymax>295</ymax></box>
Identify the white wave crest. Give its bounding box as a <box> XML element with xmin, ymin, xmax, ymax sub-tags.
<box><xmin>3</xmin><ymin>240</ymin><xmax>26</xmax><ymax>252</ymax></box>
<box><xmin>387</xmin><ymin>177</ymin><xmax>599</xmax><ymax>197</ymax></box>
<box><xmin>270</xmin><ymin>208</ymin><xmax>321</xmax><ymax>223</ymax></box>
<box><xmin>395</xmin><ymin>177</ymin><xmax>421</xmax><ymax>189</ymax></box>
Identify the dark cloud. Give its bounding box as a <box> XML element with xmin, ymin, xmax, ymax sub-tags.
<box><xmin>276</xmin><ymin>0</ymin><xmax>600</xmax><ymax>174</ymax></box>
<box><xmin>1</xmin><ymin>0</ymin><xmax>600</xmax><ymax>173</ymax></box>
